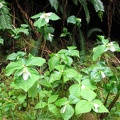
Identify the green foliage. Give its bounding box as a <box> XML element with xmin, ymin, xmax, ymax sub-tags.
<box><xmin>49</xmin><ymin>0</ymin><xmax>59</xmax><ymax>12</ymax></box>
<box><xmin>0</xmin><ymin>37</ymin><xmax>4</xmax><ymax>44</ymax></box>
<box><xmin>0</xmin><ymin>0</ymin><xmax>12</xmax><ymax>30</ymax></box>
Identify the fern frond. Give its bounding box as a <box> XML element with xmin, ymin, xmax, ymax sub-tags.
<box><xmin>0</xmin><ymin>0</ymin><xmax>12</xmax><ymax>30</ymax></box>
<box><xmin>88</xmin><ymin>0</ymin><xmax>104</xmax><ymax>12</ymax></box>
<box><xmin>79</xmin><ymin>0</ymin><xmax>90</xmax><ymax>24</ymax></box>
<box><xmin>87</xmin><ymin>27</ymin><xmax>103</xmax><ymax>38</ymax></box>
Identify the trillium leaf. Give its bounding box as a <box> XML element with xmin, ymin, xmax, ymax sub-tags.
<box><xmin>34</xmin><ymin>18</ymin><xmax>46</xmax><ymax>28</ymax></box>
<box><xmin>49</xmin><ymin>13</ymin><xmax>60</xmax><ymax>21</ymax></box>
<box><xmin>48</xmin><ymin>55</ymin><xmax>60</xmax><ymax>71</ymax></box>
<box><xmin>26</xmin><ymin>54</ymin><xmax>46</xmax><ymax>67</ymax></box>
<box><xmin>49</xmin><ymin>71</ymin><xmax>62</xmax><ymax>83</ymax></box>
<box><xmin>93</xmin><ymin>45</ymin><xmax>106</xmax><ymax>61</ymax></box>
<box><xmin>48</xmin><ymin>104</ymin><xmax>60</xmax><ymax>114</ymax></box>
<box><xmin>48</xmin><ymin>95</ymin><xmax>58</xmax><ymax>104</ymax></box>
<box><xmin>14</xmin><ymin>68</ymin><xmax>40</xmax><ymax>92</ymax></box>
<box><xmin>67</xmin><ymin>15</ymin><xmax>76</xmax><ymax>24</ymax></box>
<box><xmin>80</xmin><ymin>86</ymin><xmax>96</xmax><ymax>101</ymax></box>
<box><xmin>55</xmin><ymin>97</ymin><xmax>68</xmax><ymax>107</ymax></box>
<box><xmin>75</xmin><ymin>100</ymin><xmax>91</xmax><ymax>115</ymax></box>
<box><xmin>69</xmin><ymin>84</ymin><xmax>81</xmax><ymax>97</ymax></box>
<box><xmin>35</xmin><ymin>101</ymin><xmax>47</xmax><ymax>109</ymax></box>
<box><xmin>91</xmin><ymin>99</ymin><xmax>108</xmax><ymax>113</ymax></box>
<box><xmin>6</xmin><ymin>60</ymin><xmax>24</xmax><ymax>76</ymax></box>
<box><xmin>61</xmin><ymin>104</ymin><xmax>74</xmax><ymax>120</ymax></box>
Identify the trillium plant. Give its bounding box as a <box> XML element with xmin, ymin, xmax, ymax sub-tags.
<box><xmin>31</xmin><ymin>12</ymin><xmax>60</xmax><ymax>41</ymax></box>
<box><xmin>5</xmin><ymin>11</ymin><xmax>120</xmax><ymax>120</ymax></box>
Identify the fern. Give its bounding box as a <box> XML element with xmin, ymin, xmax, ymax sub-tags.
<box><xmin>0</xmin><ymin>0</ymin><xmax>12</xmax><ymax>30</ymax></box>
<box><xmin>88</xmin><ymin>0</ymin><xmax>104</xmax><ymax>12</ymax></box>
<box><xmin>79</xmin><ymin>0</ymin><xmax>90</xmax><ymax>24</ymax></box>
<box><xmin>87</xmin><ymin>27</ymin><xmax>103</xmax><ymax>38</ymax></box>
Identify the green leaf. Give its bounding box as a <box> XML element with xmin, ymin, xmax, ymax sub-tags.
<box><xmin>48</xmin><ymin>95</ymin><xmax>58</xmax><ymax>104</ymax></box>
<box><xmin>67</xmin><ymin>46</ymin><xmax>80</xmax><ymax>57</ymax></box>
<box><xmin>14</xmin><ymin>68</ymin><xmax>40</xmax><ymax>92</ymax></box>
<box><xmin>75</xmin><ymin>100</ymin><xmax>91</xmax><ymax>115</ymax></box>
<box><xmin>61</xmin><ymin>104</ymin><xmax>74</xmax><ymax>120</ymax></box>
<box><xmin>49</xmin><ymin>13</ymin><xmax>60</xmax><ymax>21</ymax></box>
<box><xmin>80</xmin><ymin>86</ymin><xmax>96</xmax><ymax>101</ymax></box>
<box><xmin>55</xmin><ymin>97</ymin><xmax>68</xmax><ymax>107</ymax></box>
<box><xmin>80</xmin><ymin>0</ymin><xmax>90</xmax><ymax>23</ymax></box>
<box><xmin>69</xmin><ymin>84</ymin><xmax>81</xmax><ymax>97</ymax></box>
<box><xmin>93</xmin><ymin>45</ymin><xmax>106</xmax><ymax>61</ymax></box>
<box><xmin>0</xmin><ymin>37</ymin><xmax>4</xmax><ymax>44</ymax></box>
<box><xmin>35</xmin><ymin>101</ymin><xmax>47</xmax><ymax>109</ymax></box>
<box><xmin>63</xmin><ymin>69</ymin><xmax>80</xmax><ymax>82</ymax></box>
<box><xmin>68</xmin><ymin>95</ymin><xmax>80</xmax><ymax>104</ymax></box>
<box><xmin>31</xmin><ymin>13</ymin><xmax>42</xmax><ymax>19</ymax></box>
<box><xmin>72</xmin><ymin>0</ymin><xmax>79</xmax><ymax>5</ymax></box>
<box><xmin>48</xmin><ymin>104</ymin><xmax>60</xmax><ymax>114</ymax></box>
<box><xmin>34</xmin><ymin>18</ymin><xmax>46</xmax><ymax>28</ymax></box>
<box><xmin>48</xmin><ymin>55</ymin><xmax>60</xmax><ymax>71</ymax></box>
<box><xmin>49</xmin><ymin>0</ymin><xmax>59</xmax><ymax>12</ymax></box>
<box><xmin>7</xmin><ymin>53</ymin><xmax>17</xmax><ymax>61</ymax></box>
<box><xmin>28</xmin><ymin>82</ymin><xmax>38</xmax><ymax>98</ymax></box>
<box><xmin>18</xmin><ymin>95</ymin><xmax>26</xmax><ymax>104</ymax></box>
<box><xmin>6</xmin><ymin>60</ymin><xmax>24</xmax><ymax>76</ymax></box>
<box><xmin>67</xmin><ymin>15</ymin><xmax>76</xmax><ymax>24</ymax></box>
<box><xmin>55</xmin><ymin>65</ymin><xmax>65</xmax><ymax>72</ymax></box>
<box><xmin>26</xmin><ymin>54</ymin><xmax>46</xmax><ymax>67</ymax></box>
<box><xmin>91</xmin><ymin>99</ymin><xmax>108</xmax><ymax>113</ymax></box>
<box><xmin>40</xmin><ymin>79</ymin><xmax>52</xmax><ymax>88</ymax></box>
<box><xmin>89</xmin><ymin>0</ymin><xmax>104</xmax><ymax>12</ymax></box>
<box><xmin>49</xmin><ymin>71</ymin><xmax>62</xmax><ymax>83</ymax></box>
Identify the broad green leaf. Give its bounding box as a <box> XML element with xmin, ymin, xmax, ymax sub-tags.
<box><xmin>61</xmin><ymin>104</ymin><xmax>74</xmax><ymax>120</ymax></box>
<box><xmin>68</xmin><ymin>95</ymin><xmax>80</xmax><ymax>104</ymax></box>
<box><xmin>34</xmin><ymin>18</ymin><xmax>46</xmax><ymax>28</ymax></box>
<box><xmin>26</xmin><ymin>54</ymin><xmax>46</xmax><ymax>67</ymax></box>
<box><xmin>49</xmin><ymin>0</ymin><xmax>59</xmax><ymax>12</ymax></box>
<box><xmin>28</xmin><ymin>82</ymin><xmax>38</xmax><ymax>98</ymax></box>
<box><xmin>49</xmin><ymin>71</ymin><xmax>62</xmax><ymax>83</ymax></box>
<box><xmin>80</xmin><ymin>86</ymin><xmax>96</xmax><ymax>101</ymax></box>
<box><xmin>18</xmin><ymin>95</ymin><xmax>26</xmax><ymax>104</ymax></box>
<box><xmin>63</xmin><ymin>69</ymin><xmax>80</xmax><ymax>82</ymax></box>
<box><xmin>48</xmin><ymin>55</ymin><xmax>60</xmax><ymax>71</ymax></box>
<box><xmin>48</xmin><ymin>104</ymin><xmax>60</xmax><ymax>114</ymax></box>
<box><xmin>67</xmin><ymin>15</ymin><xmax>76</xmax><ymax>24</ymax></box>
<box><xmin>44</xmin><ymin>26</ymin><xmax>55</xmax><ymax>33</ymax></box>
<box><xmin>69</xmin><ymin>84</ymin><xmax>81</xmax><ymax>97</ymax></box>
<box><xmin>93</xmin><ymin>45</ymin><xmax>106</xmax><ymax>61</ymax></box>
<box><xmin>48</xmin><ymin>95</ymin><xmax>58</xmax><ymax>104</ymax></box>
<box><xmin>49</xmin><ymin>13</ymin><xmax>60</xmax><ymax>21</ymax></box>
<box><xmin>40</xmin><ymin>79</ymin><xmax>52</xmax><ymax>88</ymax></box>
<box><xmin>7</xmin><ymin>53</ymin><xmax>17</xmax><ymax>60</ymax></box>
<box><xmin>91</xmin><ymin>99</ymin><xmax>108</xmax><ymax>113</ymax></box>
<box><xmin>55</xmin><ymin>97</ymin><xmax>68</xmax><ymax>107</ymax></box>
<box><xmin>35</xmin><ymin>101</ymin><xmax>47</xmax><ymax>109</ymax></box>
<box><xmin>14</xmin><ymin>68</ymin><xmax>40</xmax><ymax>92</ymax></box>
<box><xmin>66</xmin><ymin>46</ymin><xmax>80</xmax><ymax>57</ymax></box>
<box><xmin>75</xmin><ymin>100</ymin><xmax>91</xmax><ymax>115</ymax></box>
<box><xmin>6</xmin><ymin>60</ymin><xmax>24</xmax><ymax>76</ymax></box>
<box><xmin>55</xmin><ymin>65</ymin><xmax>65</xmax><ymax>72</ymax></box>
<box><xmin>31</xmin><ymin>13</ymin><xmax>42</xmax><ymax>19</ymax></box>
<box><xmin>7</xmin><ymin>51</ymin><xmax>26</xmax><ymax>60</ymax></box>
<box><xmin>82</xmin><ymin>78</ymin><xmax>97</xmax><ymax>90</ymax></box>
